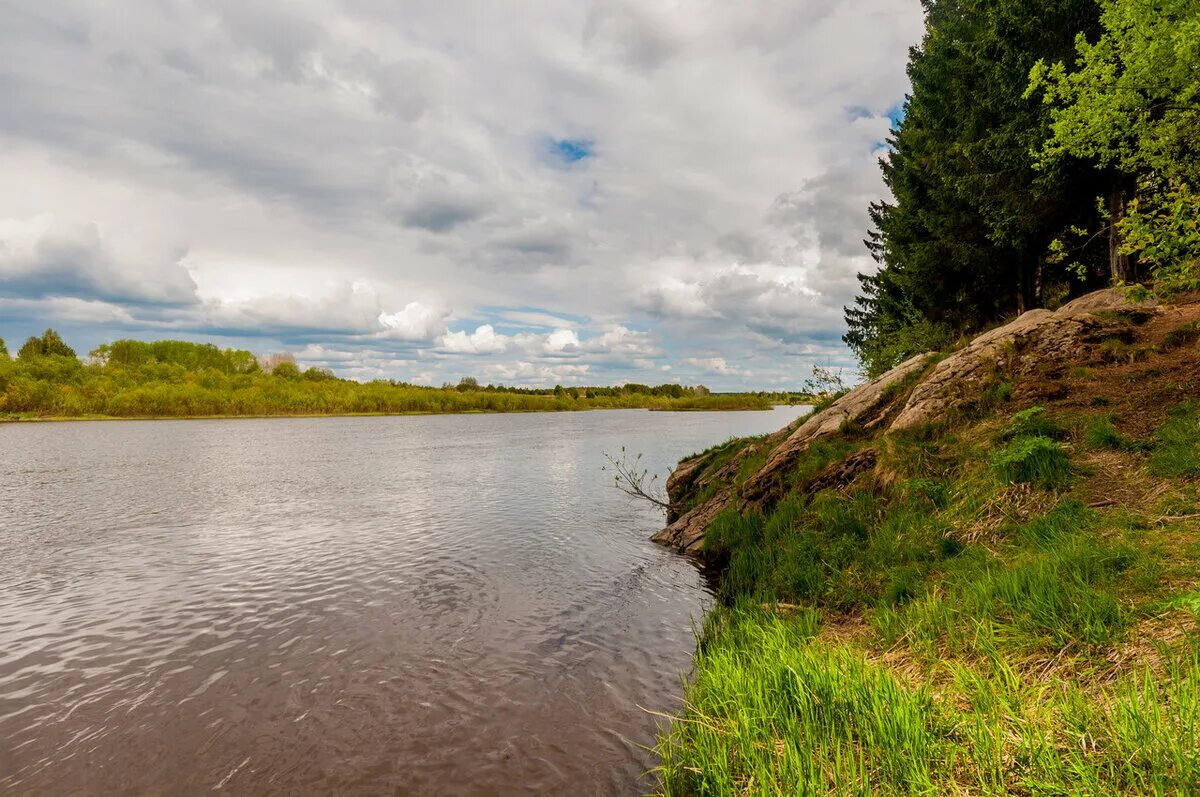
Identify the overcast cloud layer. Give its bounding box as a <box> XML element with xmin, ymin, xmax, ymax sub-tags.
<box><xmin>0</xmin><ymin>1</ymin><xmax>923</xmax><ymax>389</ymax></box>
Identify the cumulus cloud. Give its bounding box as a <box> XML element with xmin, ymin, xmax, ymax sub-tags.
<box><xmin>543</xmin><ymin>328</ymin><xmax>581</xmax><ymax>353</ymax></box>
<box><xmin>0</xmin><ymin>0</ymin><xmax>924</xmax><ymax>389</ymax></box>
<box><xmin>437</xmin><ymin>324</ymin><xmax>509</xmax><ymax>354</ymax></box>
<box><xmin>0</xmin><ymin>216</ymin><xmax>197</xmax><ymax>305</ymax></box>
<box><xmin>482</xmin><ymin>361</ymin><xmax>592</xmax><ymax>385</ymax></box>
<box><xmin>377</xmin><ymin>301</ymin><xmax>450</xmax><ymax>341</ymax></box>
<box><xmin>685</xmin><ymin>356</ymin><xmax>744</xmax><ymax>376</ymax></box>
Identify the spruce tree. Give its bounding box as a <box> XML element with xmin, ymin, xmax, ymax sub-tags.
<box><xmin>846</xmin><ymin>0</ymin><xmax>1106</xmax><ymax>377</ymax></box>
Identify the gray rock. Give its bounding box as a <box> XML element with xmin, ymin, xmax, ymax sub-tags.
<box><xmin>890</xmin><ymin>289</ymin><xmax>1150</xmax><ymax>431</ymax></box>
<box><xmin>653</xmin><ymin>352</ymin><xmax>932</xmax><ymax>552</ymax></box>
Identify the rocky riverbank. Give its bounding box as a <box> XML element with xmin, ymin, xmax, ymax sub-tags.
<box><xmin>652</xmin><ymin>288</ymin><xmax>1200</xmax><ymax>795</ymax></box>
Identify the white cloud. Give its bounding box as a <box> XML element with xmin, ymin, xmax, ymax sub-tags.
<box><xmin>543</xmin><ymin>328</ymin><xmax>581</xmax><ymax>353</ymax></box>
<box><xmin>497</xmin><ymin>310</ymin><xmax>577</xmax><ymax>329</ymax></box>
<box><xmin>483</xmin><ymin>360</ymin><xmax>591</xmax><ymax>385</ymax></box>
<box><xmin>0</xmin><ymin>0</ymin><xmax>924</xmax><ymax>389</ymax></box>
<box><xmin>0</xmin><ymin>215</ymin><xmax>196</xmax><ymax>305</ymax></box>
<box><xmin>685</xmin><ymin>356</ymin><xmax>744</xmax><ymax>376</ymax></box>
<box><xmin>437</xmin><ymin>323</ymin><xmax>509</xmax><ymax>354</ymax></box>
<box><xmin>0</xmin><ymin>295</ymin><xmax>137</xmax><ymax>325</ymax></box>
<box><xmin>410</xmin><ymin>371</ymin><xmax>436</xmax><ymax>385</ymax></box>
<box><xmin>377</xmin><ymin>301</ymin><xmax>449</xmax><ymax>341</ymax></box>
<box><xmin>581</xmin><ymin>325</ymin><xmax>658</xmax><ymax>355</ymax></box>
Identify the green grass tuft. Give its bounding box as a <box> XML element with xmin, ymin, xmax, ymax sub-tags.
<box><xmin>1150</xmin><ymin>402</ymin><xmax>1200</xmax><ymax>477</ymax></box>
<box><xmin>1082</xmin><ymin>414</ymin><xmax>1138</xmax><ymax>451</ymax></box>
<box><xmin>990</xmin><ymin>435</ymin><xmax>1072</xmax><ymax>489</ymax></box>
<box><xmin>1001</xmin><ymin>406</ymin><xmax>1066</xmax><ymax>441</ymax></box>
<box><xmin>658</xmin><ymin>608</ymin><xmax>1200</xmax><ymax>795</ymax></box>
<box><xmin>704</xmin><ymin>487</ymin><xmax>957</xmax><ymax>611</ymax></box>
<box><xmin>1162</xmin><ymin>320</ymin><xmax>1200</xmax><ymax>349</ymax></box>
<box><xmin>657</xmin><ymin>607</ymin><xmax>942</xmax><ymax>796</ymax></box>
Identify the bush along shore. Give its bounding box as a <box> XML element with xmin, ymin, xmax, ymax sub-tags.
<box><xmin>652</xmin><ymin>288</ymin><xmax>1200</xmax><ymax>795</ymax></box>
<box><xmin>0</xmin><ymin>334</ymin><xmax>793</xmax><ymax>420</ymax></box>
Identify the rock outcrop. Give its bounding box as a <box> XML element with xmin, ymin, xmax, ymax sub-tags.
<box><xmin>652</xmin><ymin>352</ymin><xmax>933</xmax><ymax>553</ymax></box>
<box><xmin>739</xmin><ymin>352</ymin><xmax>932</xmax><ymax>505</ymax></box>
<box><xmin>890</xmin><ymin>289</ymin><xmax>1157</xmax><ymax>430</ymax></box>
<box><xmin>664</xmin><ymin>456</ymin><xmax>707</xmax><ymax>524</ymax></box>
<box><xmin>654</xmin><ymin>288</ymin><xmax>1160</xmax><ymax>553</ymax></box>
<box><xmin>652</xmin><ymin>487</ymin><xmax>735</xmax><ymax>553</ymax></box>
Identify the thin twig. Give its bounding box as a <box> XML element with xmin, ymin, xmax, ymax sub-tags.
<box><xmin>603</xmin><ymin>449</ymin><xmax>672</xmax><ymax>510</ymax></box>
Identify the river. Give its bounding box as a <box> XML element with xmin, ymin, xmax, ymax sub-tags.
<box><xmin>0</xmin><ymin>406</ymin><xmax>808</xmax><ymax>795</ymax></box>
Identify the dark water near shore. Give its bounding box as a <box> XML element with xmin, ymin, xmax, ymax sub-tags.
<box><xmin>0</xmin><ymin>407</ymin><xmax>807</xmax><ymax>795</ymax></box>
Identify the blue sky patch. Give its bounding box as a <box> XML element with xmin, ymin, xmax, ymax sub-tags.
<box><xmin>548</xmin><ymin>138</ymin><xmax>594</xmax><ymax>165</ymax></box>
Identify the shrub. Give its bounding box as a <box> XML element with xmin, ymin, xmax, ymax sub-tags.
<box><xmin>991</xmin><ymin>436</ymin><xmax>1071</xmax><ymax>489</ymax></box>
<box><xmin>271</xmin><ymin>361</ymin><xmax>301</xmax><ymax>379</ymax></box>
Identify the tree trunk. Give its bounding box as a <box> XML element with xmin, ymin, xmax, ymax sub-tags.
<box><xmin>1017</xmin><ymin>257</ymin><xmax>1039</xmax><ymax>314</ymax></box>
<box><xmin>1108</xmin><ymin>187</ymin><xmax>1134</xmax><ymax>283</ymax></box>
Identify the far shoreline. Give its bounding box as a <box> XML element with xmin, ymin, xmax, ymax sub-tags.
<box><xmin>0</xmin><ymin>404</ymin><xmax>806</xmax><ymax>425</ymax></box>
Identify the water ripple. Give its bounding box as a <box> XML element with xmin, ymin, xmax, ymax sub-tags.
<box><xmin>0</xmin><ymin>408</ymin><xmax>807</xmax><ymax>795</ymax></box>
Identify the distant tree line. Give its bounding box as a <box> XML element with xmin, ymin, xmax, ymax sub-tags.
<box><xmin>445</xmin><ymin>375</ymin><xmax>709</xmax><ymax>399</ymax></box>
<box><xmin>0</xmin><ymin>331</ymin><xmax>771</xmax><ymax>418</ymax></box>
<box><xmin>847</xmin><ymin>0</ymin><xmax>1200</xmax><ymax>377</ymax></box>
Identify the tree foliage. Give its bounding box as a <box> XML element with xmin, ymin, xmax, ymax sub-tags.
<box><xmin>1030</xmin><ymin>0</ymin><xmax>1200</xmax><ymax>292</ymax></box>
<box><xmin>18</xmin><ymin>328</ymin><xmax>77</xmax><ymax>359</ymax></box>
<box><xmin>847</xmin><ymin>0</ymin><xmax>1108</xmax><ymax>378</ymax></box>
<box><xmin>91</xmin><ymin>339</ymin><xmax>259</xmax><ymax>373</ymax></box>
<box><xmin>0</xmin><ymin>333</ymin><xmax>769</xmax><ymax>417</ymax></box>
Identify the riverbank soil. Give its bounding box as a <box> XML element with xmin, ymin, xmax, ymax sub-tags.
<box><xmin>654</xmin><ymin>289</ymin><xmax>1200</xmax><ymax>795</ymax></box>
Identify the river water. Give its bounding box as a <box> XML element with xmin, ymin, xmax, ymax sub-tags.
<box><xmin>0</xmin><ymin>406</ymin><xmax>807</xmax><ymax>795</ymax></box>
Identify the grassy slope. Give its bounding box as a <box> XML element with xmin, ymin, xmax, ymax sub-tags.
<box><xmin>656</xmin><ymin>306</ymin><xmax>1200</xmax><ymax>795</ymax></box>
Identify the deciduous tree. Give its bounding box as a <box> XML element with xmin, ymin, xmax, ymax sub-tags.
<box><xmin>1029</xmin><ymin>0</ymin><xmax>1200</xmax><ymax>289</ymax></box>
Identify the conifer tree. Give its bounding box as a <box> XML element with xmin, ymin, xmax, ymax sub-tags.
<box><xmin>846</xmin><ymin>0</ymin><xmax>1106</xmax><ymax>377</ymax></box>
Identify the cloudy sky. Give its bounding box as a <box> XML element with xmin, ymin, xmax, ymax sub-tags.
<box><xmin>0</xmin><ymin>1</ymin><xmax>923</xmax><ymax>389</ymax></box>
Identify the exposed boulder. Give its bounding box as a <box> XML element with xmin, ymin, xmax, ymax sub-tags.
<box><xmin>890</xmin><ymin>289</ymin><xmax>1156</xmax><ymax>431</ymax></box>
<box><xmin>653</xmin><ymin>352</ymin><xmax>931</xmax><ymax>553</ymax></box>
<box><xmin>798</xmin><ymin>447</ymin><xmax>878</xmax><ymax>497</ymax></box>
<box><xmin>653</xmin><ymin>489</ymin><xmax>733</xmax><ymax>553</ymax></box>
<box><xmin>739</xmin><ymin>352</ymin><xmax>932</xmax><ymax>506</ymax></box>
<box><xmin>665</xmin><ymin>457</ymin><xmax>707</xmax><ymax>524</ymax></box>
<box><xmin>653</xmin><ymin>288</ymin><xmax>1165</xmax><ymax>555</ymax></box>
<box><xmin>1057</xmin><ymin>287</ymin><xmax>1157</xmax><ymax>317</ymax></box>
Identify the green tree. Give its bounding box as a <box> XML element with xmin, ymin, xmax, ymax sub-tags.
<box><xmin>303</xmin><ymin>367</ymin><xmax>335</xmax><ymax>381</ymax></box>
<box><xmin>39</xmin><ymin>329</ymin><xmax>76</xmax><ymax>358</ymax></box>
<box><xmin>18</xmin><ymin>328</ymin><xmax>77</xmax><ymax>359</ymax></box>
<box><xmin>272</xmin><ymin>360</ymin><xmax>301</xmax><ymax>379</ymax></box>
<box><xmin>1029</xmin><ymin>0</ymin><xmax>1200</xmax><ymax>289</ymax></box>
<box><xmin>17</xmin><ymin>337</ymin><xmax>41</xmax><ymax>359</ymax></box>
<box><xmin>847</xmin><ymin>0</ymin><xmax>1105</xmax><ymax>377</ymax></box>
<box><xmin>0</xmin><ymin>337</ymin><xmax>7</xmax><ymax>360</ymax></box>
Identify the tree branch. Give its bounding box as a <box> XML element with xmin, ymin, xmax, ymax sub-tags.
<box><xmin>602</xmin><ymin>448</ymin><xmax>672</xmax><ymax>511</ymax></box>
